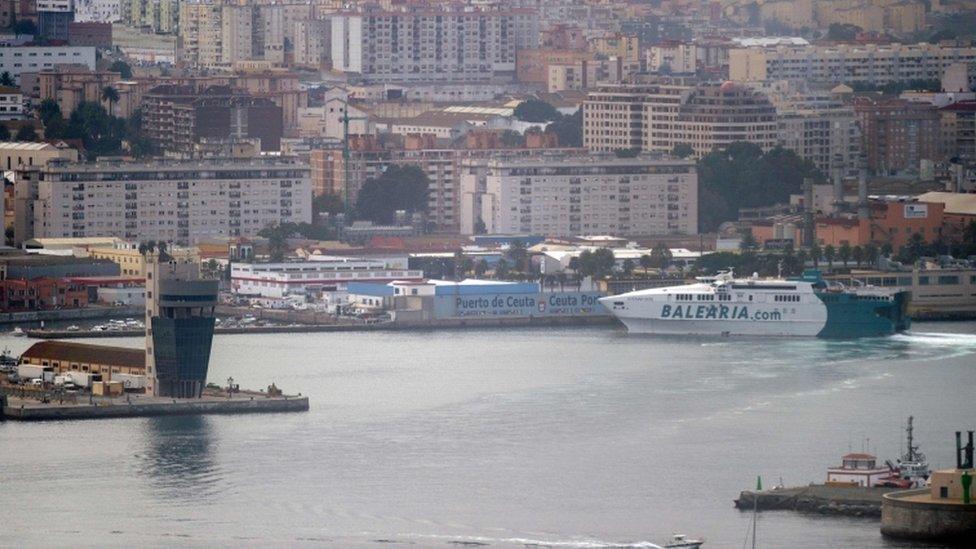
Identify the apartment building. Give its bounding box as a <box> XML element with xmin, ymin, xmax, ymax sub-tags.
<box><xmin>293</xmin><ymin>18</ymin><xmax>330</xmax><ymax>69</ymax></box>
<box><xmin>125</xmin><ymin>0</ymin><xmax>178</xmax><ymax>33</ymax></box>
<box><xmin>0</xmin><ymin>85</ymin><xmax>23</xmax><ymax>119</ymax></box>
<box><xmin>459</xmin><ymin>153</ymin><xmax>698</xmax><ymax>237</ymax></box>
<box><xmin>37</xmin><ymin>67</ymin><xmax>121</xmax><ymax>117</ymax></box>
<box><xmin>74</xmin><ymin>0</ymin><xmax>122</xmax><ymax>23</ymax></box>
<box><xmin>583</xmin><ymin>81</ymin><xmax>779</xmax><ymax>157</ymax></box>
<box><xmin>851</xmin><ymin>96</ymin><xmax>942</xmax><ymax>175</ymax></box>
<box><xmin>142</xmin><ymin>84</ymin><xmax>284</xmax><ymax>156</ymax></box>
<box><xmin>0</xmin><ymin>46</ymin><xmax>96</xmax><ymax>84</ymax></box>
<box><xmin>331</xmin><ymin>5</ymin><xmax>536</xmax><ymax>84</ymax></box>
<box><xmin>729</xmin><ymin>43</ymin><xmax>976</xmax><ymax>87</ymax></box>
<box><xmin>775</xmin><ymin>95</ymin><xmax>862</xmax><ymax>177</ymax></box>
<box><xmin>14</xmin><ymin>157</ymin><xmax>310</xmax><ymax>246</ymax></box>
<box><xmin>37</xmin><ymin>0</ymin><xmax>74</xmax><ymax>42</ymax></box>
<box><xmin>647</xmin><ymin>42</ymin><xmax>698</xmax><ymax>74</ymax></box>
<box><xmin>940</xmin><ymin>101</ymin><xmax>976</xmax><ymax>163</ymax></box>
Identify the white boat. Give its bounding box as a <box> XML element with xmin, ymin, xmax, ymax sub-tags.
<box><xmin>11</xmin><ymin>327</ymin><xmax>25</xmax><ymax>337</ymax></box>
<box><xmin>664</xmin><ymin>534</ymin><xmax>704</xmax><ymax>549</ymax></box>
<box><xmin>65</xmin><ymin>325</ymin><xmax>80</xmax><ymax>332</ymax></box>
<box><xmin>598</xmin><ymin>270</ymin><xmax>910</xmax><ymax>338</ymax></box>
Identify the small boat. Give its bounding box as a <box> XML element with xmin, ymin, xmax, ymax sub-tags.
<box><xmin>11</xmin><ymin>327</ymin><xmax>25</xmax><ymax>337</ymax></box>
<box><xmin>65</xmin><ymin>325</ymin><xmax>80</xmax><ymax>332</ymax></box>
<box><xmin>664</xmin><ymin>534</ymin><xmax>704</xmax><ymax>549</ymax></box>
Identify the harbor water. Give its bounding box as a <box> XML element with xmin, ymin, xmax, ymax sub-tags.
<box><xmin>2</xmin><ymin>322</ymin><xmax>975</xmax><ymax>548</ymax></box>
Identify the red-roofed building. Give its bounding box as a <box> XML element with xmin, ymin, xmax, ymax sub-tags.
<box><xmin>827</xmin><ymin>453</ymin><xmax>894</xmax><ymax>487</ymax></box>
<box><xmin>0</xmin><ymin>277</ymin><xmax>88</xmax><ymax>312</ymax></box>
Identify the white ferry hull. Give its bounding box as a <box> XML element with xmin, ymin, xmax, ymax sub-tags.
<box><xmin>616</xmin><ymin>316</ymin><xmax>824</xmax><ymax>337</ymax></box>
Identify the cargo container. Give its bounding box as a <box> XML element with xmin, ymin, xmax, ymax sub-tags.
<box><xmin>113</xmin><ymin>373</ymin><xmax>147</xmax><ymax>391</ymax></box>
<box><xmin>18</xmin><ymin>364</ymin><xmax>53</xmax><ymax>381</ymax></box>
<box><xmin>65</xmin><ymin>372</ymin><xmax>103</xmax><ymax>389</ymax></box>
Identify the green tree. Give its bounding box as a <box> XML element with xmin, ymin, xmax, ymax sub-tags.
<box><xmin>880</xmin><ymin>242</ymin><xmax>894</xmax><ymax>258</ymax></box>
<box><xmin>649</xmin><ymin>243</ymin><xmax>673</xmax><ymax>269</ymax></box>
<box><xmin>697</xmin><ymin>142</ymin><xmax>822</xmax><ymax>232</ymax></box>
<box><xmin>614</xmin><ymin>147</ymin><xmax>640</xmax><ymax>158</ymax></box>
<box><xmin>622</xmin><ymin>258</ymin><xmax>635</xmax><ymax>276</ymax></box>
<box><xmin>796</xmin><ymin>248</ymin><xmax>809</xmax><ymax>268</ymax></box>
<box><xmin>839</xmin><ymin>242</ymin><xmax>852</xmax><ymax>266</ymax></box>
<box><xmin>579</xmin><ymin>248</ymin><xmax>615</xmax><ymax>279</ymax></box>
<box><xmin>639</xmin><ymin>253</ymin><xmax>653</xmax><ymax>273</ymax></box>
<box><xmin>740</xmin><ymin>231</ymin><xmax>759</xmax><ymax>251</ymax></box>
<box><xmin>671</xmin><ymin>143</ymin><xmax>694</xmax><ymax>158</ymax></box>
<box><xmin>312</xmin><ymin>193</ymin><xmax>344</xmax><ymax>221</ymax></box>
<box><xmin>0</xmin><ymin>124</ymin><xmax>9</xmax><ymax>141</ymax></box>
<box><xmin>864</xmin><ymin>243</ymin><xmax>879</xmax><ymax>267</ymax></box>
<box><xmin>38</xmin><ymin>99</ymin><xmax>62</xmax><ymax>126</ymax></box>
<box><xmin>0</xmin><ymin>72</ymin><xmax>14</xmax><ymax>86</ymax></box>
<box><xmin>264</xmin><ymin>225</ymin><xmax>288</xmax><ymax>262</ymax></box>
<box><xmin>108</xmin><ymin>60</ymin><xmax>133</xmax><ymax>79</ymax></box>
<box><xmin>545</xmin><ymin>108</ymin><xmax>582</xmax><ymax>147</ymax></box>
<box><xmin>15</xmin><ymin>125</ymin><xmax>38</xmax><ymax>141</ymax></box>
<box><xmin>101</xmin><ymin>86</ymin><xmax>119</xmax><ymax>116</ymax></box>
<box><xmin>851</xmin><ymin>245</ymin><xmax>863</xmax><ymax>267</ymax></box>
<box><xmin>500</xmin><ymin>130</ymin><xmax>525</xmax><ymax>147</ymax></box>
<box><xmin>827</xmin><ymin>23</ymin><xmax>862</xmax><ymax>41</ymax></box>
<box><xmin>824</xmin><ymin>244</ymin><xmax>836</xmax><ymax>268</ymax></box>
<box><xmin>810</xmin><ymin>242</ymin><xmax>822</xmax><ymax>268</ymax></box>
<box><xmin>513</xmin><ymin>99</ymin><xmax>560</xmax><ymax>123</ymax></box>
<box><xmin>474</xmin><ymin>259</ymin><xmax>488</xmax><ymax>277</ymax></box>
<box><xmin>355</xmin><ymin>164</ymin><xmax>429</xmax><ymax>224</ymax></box>
<box><xmin>506</xmin><ymin>239</ymin><xmax>529</xmax><ymax>272</ymax></box>
<box><xmin>494</xmin><ymin>258</ymin><xmax>510</xmax><ymax>280</ymax></box>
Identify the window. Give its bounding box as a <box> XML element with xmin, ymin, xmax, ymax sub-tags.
<box><xmin>940</xmin><ymin>486</ymin><xmax>948</xmax><ymax>498</ymax></box>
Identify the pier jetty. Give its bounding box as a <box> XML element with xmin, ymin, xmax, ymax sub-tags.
<box><xmin>1</xmin><ymin>391</ymin><xmax>309</xmax><ymax>421</ymax></box>
<box><xmin>735</xmin><ymin>484</ymin><xmax>902</xmax><ymax>517</ymax></box>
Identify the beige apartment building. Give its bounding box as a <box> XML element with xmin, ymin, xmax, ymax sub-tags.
<box><xmin>14</xmin><ymin>157</ymin><xmax>311</xmax><ymax>246</ymax></box>
<box><xmin>729</xmin><ymin>43</ymin><xmax>976</xmax><ymax>86</ymax></box>
<box><xmin>583</xmin><ymin>81</ymin><xmax>779</xmax><ymax>157</ymax></box>
<box><xmin>460</xmin><ymin>153</ymin><xmax>698</xmax><ymax>237</ymax></box>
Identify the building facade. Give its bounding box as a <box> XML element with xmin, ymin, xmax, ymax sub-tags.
<box><xmin>231</xmin><ymin>260</ymin><xmax>424</xmax><ymax>299</ymax></box>
<box><xmin>583</xmin><ymin>81</ymin><xmax>779</xmax><ymax>157</ymax></box>
<box><xmin>0</xmin><ymin>46</ymin><xmax>96</xmax><ymax>84</ymax></box>
<box><xmin>330</xmin><ymin>5</ymin><xmax>534</xmax><ymax>84</ymax></box>
<box><xmin>852</xmin><ymin>96</ymin><xmax>942</xmax><ymax>175</ymax></box>
<box><xmin>730</xmin><ymin>43</ymin><xmax>976</xmax><ymax>87</ymax></box>
<box><xmin>16</xmin><ymin>157</ymin><xmax>311</xmax><ymax>246</ymax></box>
<box><xmin>460</xmin><ymin>153</ymin><xmax>698</xmax><ymax>236</ymax></box>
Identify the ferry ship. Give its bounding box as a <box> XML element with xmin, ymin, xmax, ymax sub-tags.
<box><xmin>599</xmin><ymin>270</ymin><xmax>910</xmax><ymax>338</ymax></box>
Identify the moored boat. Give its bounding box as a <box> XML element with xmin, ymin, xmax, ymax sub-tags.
<box><xmin>599</xmin><ymin>270</ymin><xmax>910</xmax><ymax>338</ymax></box>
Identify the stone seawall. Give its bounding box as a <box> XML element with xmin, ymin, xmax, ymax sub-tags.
<box><xmin>881</xmin><ymin>489</ymin><xmax>976</xmax><ymax>542</ymax></box>
<box><xmin>2</xmin><ymin>396</ymin><xmax>309</xmax><ymax>421</ymax></box>
<box><xmin>0</xmin><ymin>306</ymin><xmax>143</xmax><ymax>326</ymax></box>
<box><xmin>735</xmin><ymin>485</ymin><xmax>901</xmax><ymax>517</ymax></box>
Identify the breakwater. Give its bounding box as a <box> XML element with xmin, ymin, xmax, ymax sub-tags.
<box><xmin>735</xmin><ymin>484</ymin><xmax>903</xmax><ymax>517</ymax></box>
<box><xmin>2</xmin><ymin>394</ymin><xmax>309</xmax><ymax>421</ymax></box>
<box><xmin>0</xmin><ymin>306</ymin><xmax>144</xmax><ymax>326</ymax></box>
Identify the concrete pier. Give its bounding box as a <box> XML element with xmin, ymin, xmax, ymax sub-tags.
<box><xmin>1</xmin><ymin>392</ymin><xmax>309</xmax><ymax>421</ymax></box>
<box><xmin>735</xmin><ymin>484</ymin><xmax>902</xmax><ymax>517</ymax></box>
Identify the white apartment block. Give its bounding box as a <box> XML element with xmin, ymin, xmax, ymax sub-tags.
<box><xmin>0</xmin><ymin>46</ymin><xmax>96</xmax><ymax>84</ymax></box>
<box><xmin>179</xmin><ymin>2</ymin><xmax>290</xmax><ymax>69</ymax></box>
<box><xmin>647</xmin><ymin>43</ymin><xmax>698</xmax><ymax>74</ymax></box>
<box><xmin>0</xmin><ymin>87</ymin><xmax>24</xmax><ymax>120</ymax></box>
<box><xmin>330</xmin><ymin>6</ymin><xmax>536</xmax><ymax>84</ymax></box>
<box><xmin>75</xmin><ymin>0</ymin><xmax>122</xmax><ymax>23</ymax></box>
<box><xmin>583</xmin><ymin>82</ymin><xmax>780</xmax><ymax>157</ymax></box>
<box><xmin>293</xmin><ymin>19</ymin><xmax>329</xmax><ymax>68</ymax></box>
<box><xmin>460</xmin><ymin>154</ymin><xmax>698</xmax><ymax>237</ymax></box>
<box><xmin>729</xmin><ymin>43</ymin><xmax>976</xmax><ymax>87</ymax></box>
<box><xmin>18</xmin><ymin>157</ymin><xmax>311</xmax><ymax>246</ymax></box>
<box><xmin>231</xmin><ymin>260</ymin><xmax>423</xmax><ymax>298</ymax></box>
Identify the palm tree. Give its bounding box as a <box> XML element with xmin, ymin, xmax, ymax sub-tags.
<box><xmin>810</xmin><ymin>242</ymin><xmax>821</xmax><ymax>268</ymax></box>
<box><xmin>101</xmin><ymin>86</ymin><xmax>120</xmax><ymax>117</ymax></box>
<box><xmin>824</xmin><ymin>245</ymin><xmax>836</xmax><ymax>269</ymax></box>
<box><xmin>851</xmin><ymin>245</ymin><xmax>863</xmax><ymax>267</ymax></box>
<box><xmin>506</xmin><ymin>239</ymin><xmax>528</xmax><ymax>272</ymax></box>
<box><xmin>839</xmin><ymin>242</ymin><xmax>852</xmax><ymax>266</ymax></box>
<box><xmin>865</xmin><ymin>243</ymin><xmax>880</xmax><ymax>267</ymax></box>
<box><xmin>639</xmin><ymin>254</ymin><xmax>652</xmax><ymax>274</ymax></box>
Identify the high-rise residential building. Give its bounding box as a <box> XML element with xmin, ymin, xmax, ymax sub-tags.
<box><xmin>144</xmin><ymin>252</ymin><xmax>218</xmax><ymax>399</ymax></box>
<box><xmin>37</xmin><ymin>0</ymin><xmax>74</xmax><ymax>42</ymax></box>
<box><xmin>729</xmin><ymin>43</ymin><xmax>976</xmax><ymax>87</ymax></box>
<box><xmin>13</xmin><ymin>157</ymin><xmax>311</xmax><ymax>246</ymax></box>
<box><xmin>774</xmin><ymin>94</ymin><xmax>862</xmax><ymax>177</ymax></box>
<box><xmin>142</xmin><ymin>84</ymin><xmax>284</xmax><ymax>155</ymax></box>
<box><xmin>74</xmin><ymin>0</ymin><xmax>122</xmax><ymax>23</ymax></box>
<box><xmin>459</xmin><ymin>153</ymin><xmax>698</xmax><ymax>236</ymax></box>
<box><xmin>583</xmin><ymin>81</ymin><xmax>779</xmax><ymax>157</ymax></box>
<box><xmin>125</xmin><ymin>0</ymin><xmax>178</xmax><ymax>33</ymax></box>
<box><xmin>940</xmin><ymin>101</ymin><xmax>976</xmax><ymax>163</ymax></box>
<box><xmin>851</xmin><ymin>96</ymin><xmax>943</xmax><ymax>175</ymax></box>
<box><xmin>330</xmin><ymin>4</ymin><xmax>537</xmax><ymax>84</ymax></box>
<box><xmin>293</xmin><ymin>18</ymin><xmax>330</xmax><ymax>69</ymax></box>
<box><xmin>178</xmin><ymin>1</ymin><xmax>290</xmax><ymax>69</ymax></box>
<box><xmin>646</xmin><ymin>41</ymin><xmax>698</xmax><ymax>74</ymax></box>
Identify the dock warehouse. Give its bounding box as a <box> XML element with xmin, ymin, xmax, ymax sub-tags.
<box><xmin>19</xmin><ymin>341</ymin><xmax>145</xmax><ymax>382</ymax></box>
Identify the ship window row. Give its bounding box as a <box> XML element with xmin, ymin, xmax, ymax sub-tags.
<box><xmin>774</xmin><ymin>295</ymin><xmax>800</xmax><ymax>302</ymax></box>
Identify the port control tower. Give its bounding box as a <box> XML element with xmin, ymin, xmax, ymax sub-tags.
<box><xmin>144</xmin><ymin>250</ymin><xmax>218</xmax><ymax>398</ymax></box>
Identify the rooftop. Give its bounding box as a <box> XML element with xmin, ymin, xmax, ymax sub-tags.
<box><xmin>21</xmin><ymin>341</ymin><xmax>145</xmax><ymax>370</ymax></box>
<box><xmin>918</xmin><ymin>192</ymin><xmax>976</xmax><ymax>216</ymax></box>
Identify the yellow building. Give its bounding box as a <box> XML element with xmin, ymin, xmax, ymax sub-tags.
<box><xmin>89</xmin><ymin>242</ymin><xmax>200</xmax><ymax>277</ymax></box>
<box><xmin>19</xmin><ymin>340</ymin><xmax>145</xmax><ymax>382</ymax></box>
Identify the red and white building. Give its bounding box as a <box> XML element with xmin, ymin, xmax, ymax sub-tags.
<box><xmin>826</xmin><ymin>453</ymin><xmax>893</xmax><ymax>487</ymax></box>
<box><xmin>230</xmin><ymin>258</ymin><xmax>423</xmax><ymax>299</ymax></box>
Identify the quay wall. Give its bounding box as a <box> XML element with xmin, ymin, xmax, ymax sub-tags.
<box><xmin>881</xmin><ymin>489</ymin><xmax>976</xmax><ymax>542</ymax></box>
<box><xmin>0</xmin><ymin>306</ymin><xmax>143</xmax><ymax>326</ymax></box>
<box><xmin>2</xmin><ymin>396</ymin><xmax>309</xmax><ymax>421</ymax></box>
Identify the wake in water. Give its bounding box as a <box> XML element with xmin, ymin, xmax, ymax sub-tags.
<box><xmin>403</xmin><ymin>533</ymin><xmax>666</xmax><ymax>548</ymax></box>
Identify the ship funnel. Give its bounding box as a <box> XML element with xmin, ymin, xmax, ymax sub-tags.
<box><xmin>857</xmin><ymin>155</ymin><xmax>869</xmax><ymax>221</ymax></box>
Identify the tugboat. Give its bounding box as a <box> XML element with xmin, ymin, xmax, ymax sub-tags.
<box><xmin>895</xmin><ymin>415</ymin><xmax>930</xmax><ymax>487</ymax></box>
